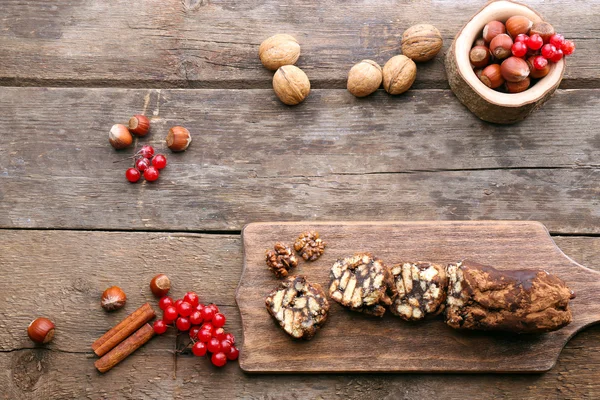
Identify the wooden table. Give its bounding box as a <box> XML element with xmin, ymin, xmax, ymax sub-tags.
<box><xmin>0</xmin><ymin>1</ymin><xmax>599</xmax><ymax>398</ymax></box>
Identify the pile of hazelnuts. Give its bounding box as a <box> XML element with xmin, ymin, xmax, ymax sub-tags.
<box><xmin>471</xmin><ymin>17</ymin><xmax>575</xmax><ymax>93</ymax></box>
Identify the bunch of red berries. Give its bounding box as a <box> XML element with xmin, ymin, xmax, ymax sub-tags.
<box><xmin>511</xmin><ymin>31</ymin><xmax>575</xmax><ymax>69</ymax></box>
<box><xmin>125</xmin><ymin>145</ymin><xmax>168</xmax><ymax>183</ymax></box>
<box><xmin>153</xmin><ymin>291</ymin><xmax>239</xmax><ymax>368</ymax></box>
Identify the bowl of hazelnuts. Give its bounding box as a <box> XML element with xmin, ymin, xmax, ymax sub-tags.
<box><xmin>445</xmin><ymin>0</ymin><xmax>575</xmax><ymax>124</ymax></box>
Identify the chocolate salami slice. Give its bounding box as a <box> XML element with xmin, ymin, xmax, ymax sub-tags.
<box><xmin>445</xmin><ymin>259</ymin><xmax>575</xmax><ymax>333</ymax></box>
<box><xmin>390</xmin><ymin>262</ymin><xmax>448</xmax><ymax>321</ymax></box>
<box><xmin>265</xmin><ymin>275</ymin><xmax>329</xmax><ymax>340</ymax></box>
<box><xmin>328</xmin><ymin>253</ymin><xmax>397</xmax><ymax>317</ymax></box>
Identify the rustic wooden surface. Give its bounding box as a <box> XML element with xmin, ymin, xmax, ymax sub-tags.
<box><xmin>0</xmin><ymin>0</ymin><xmax>599</xmax><ymax>398</ymax></box>
<box><xmin>238</xmin><ymin>221</ymin><xmax>600</xmax><ymax>373</ymax></box>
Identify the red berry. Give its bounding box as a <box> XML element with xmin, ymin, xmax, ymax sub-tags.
<box><xmin>201</xmin><ymin>306</ymin><xmax>215</xmax><ymax>322</ymax></box>
<box><xmin>139</xmin><ymin>145</ymin><xmax>154</xmax><ymax>158</ymax></box>
<box><xmin>201</xmin><ymin>322</ymin><xmax>214</xmax><ymax>334</ymax></box>
<box><xmin>152</xmin><ymin>154</ymin><xmax>168</xmax><ymax>170</ymax></box>
<box><xmin>164</xmin><ymin>305</ymin><xmax>178</xmax><ymax>321</ymax></box>
<box><xmin>541</xmin><ymin>44</ymin><xmax>556</xmax><ymax>59</ymax></box>
<box><xmin>195</xmin><ymin>303</ymin><xmax>205</xmax><ymax>313</ymax></box>
<box><xmin>192</xmin><ymin>341</ymin><xmax>207</xmax><ymax>357</ymax></box>
<box><xmin>550</xmin><ymin>48</ymin><xmax>564</xmax><ymax>63</ymax></box>
<box><xmin>207</xmin><ymin>304</ymin><xmax>220</xmax><ymax>314</ymax></box>
<box><xmin>226</xmin><ymin>345</ymin><xmax>239</xmax><ymax>361</ymax></box>
<box><xmin>214</xmin><ymin>327</ymin><xmax>227</xmax><ymax>341</ymax></box>
<box><xmin>514</xmin><ymin>34</ymin><xmax>529</xmax><ymax>43</ymax></box>
<box><xmin>527</xmin><ymin>34</ymin><xmax>543</xmax><ymax>50</ymax></box>
<box><xmin>144</xmin><ymin>166</ymin><xmax>159</xmax><ymax>182</ymax></box>
<box><xmin>183</xmin><ymin>292</ymin><xmax>199</xmax><ymax>307</ymax></box>
<box><xmin>174</xmin><ymin>299</ymin><xmax>183</xmax><ymax>309</ymax></box>
<box><xmin>224</xmin><ymin>333</ymin><xmax>235</xmax><ymax>344</ymax></box>
<box><xmin>177</xmin><ymin>301</ymin><xmax>193</xmax><ymax>317</ymax></box>
<box><xmin>125</xmin><ymin>168</ymin><xmax>140</xmax><ymax>183</ymax></box>
<box><xmin>158</xmin><ymin>296</ymin><xmax>174</xmax><ymax>311</ymax></box>
<box><xmin>163</xmin><ymin>317</ymin><xmax>175</xmax><ymax>325</ymax></box>
<box><xmin>562</xmin><ymin>40</ymin><xmax>575</xmax><ymax>56</ymax></box>
<box><xmin>211</xmin><ymin>352</ymin><xmax>227</xmax><ymax>367</ymax></box>
<box><xmin>549</xmin><ymin>34</ymin><xmax>565</xmax><ymax>49</ymax></box>
<box><xmin>212</xmin><ymin>313</ymin><xmax>226</xmax><ymax>328</ymax></box>
<box><xmin>176</xmin><ymin>316</ymin><xmax>191</xmax><ymax>331</ymax></box>
<box><xmin>190</xmin><ymin>310</ymin><xmax>203</xmax><ymax>325</ymax></box>
<box><xmin>135</xmin><ymin>157</ymin><xmax>150</xmax><ymax>172</ymax></box>
<box><xmin>511</xmin><ymin>41</ymin><xmax>527</xmax><ymax>58</ymax></box>
<box><xmin>198</xmin><ymin>329</ymin><xmax>212</xmax><ymax>343</ymax></box>
<box><xmin>189</xmin><ymin>326</ymin><xmax>201</xmax><ymax>340</ymax></box>
<box><xmin>207</xmin><ymin>337</ymin><xmax>221</xmax><ymax>353</ymax></box>
<box><xmin>153</xmin><ymin>320</ymin><xmax>168</xmax><ymax>335</ymax></box>
<box><xmin>220</xmin><ymin>340</ymin><xmax>232</xmax><ymax>354</ymax></box>
<box><xmin>533</xmin><ymin>56</ymin><xmax>548</xmax><ymax>70</ymax></box>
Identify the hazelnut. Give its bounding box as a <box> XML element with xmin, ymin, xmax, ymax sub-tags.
<box><xmin>490</xmin><ymin>34</ymin><xmax>513</xmax><ymax>60</ymax></box>
<box><xmin>482</xmin><ymin>21</ymin><xmax>506</xmax><ymax>43</ymax></box>
<box><xmin>474</xmin><ymin>37</ymin><xmax>486</xmax><ymax>47</ymax></box>
<box><xmin>382</xmin><ymin>55</ymin><xmax>417</xmax><ymax>95</ymax></box>
<box><xmin>166</xmin><ymin>126</ymin><xmax>192</xmax><ymax>152</ymax></box>
<box><xmin>469</xmin><ymin>45</ymin><xmax>490</xmax><ymax>68</ymax></box>
<box><xmin>272</xmin><ymin>65</ymin><xmax>310</xmax><ymax>105</ymax></box>
<box><xmin>500</xmin><ymin>56</ymin><xmax>530</xmax><ymax>83</ymax></box>
<box><xmin>505</xmin><ymin>77</ymin><xmax>531</xmax><ymax>93</ymax></box>
<box><xmin>128</xmin><ymin>115</ymin><xmax>150</xmax><ymax>136</ymax></box>
<box><xmin>530</xmin><ymin>22</ymin><xmax>555</xmax><ymax>44</ymax></box>
<box><xmin>401</xmin><ymin>24</ymin><xmax>443</xmax><ymax>62</ymax></box>
<box><xmin>479</xmin><ymin>64</ymin><xmax>504</xmax><ymax>89</ymax></box>
<box><xmin>259</xmin><ymin>34</ymin><xmax>300</xmax><ymax>71</ymax></box>
<box><xmin>505</xmin><ymin>16</ymin><xmax>532</xmax><ymax>38</ymax></box>
<box><xmin>108</xmin><ymin>124</ymin><xmax>133</xmax><ymax>150</ymax></box>
<box><xmin>150</xmin><ymin>273</ymin><xmax>171</xmax><ymax>298</ymax></box>
<box><xmin>347</xmin><ymin>60</ymin><xmax>382</xmax><ymax>97</ymax></box>
<box><xmin>526</xmin><ymin>56</ymin><xmax>550</xmax><ymax>79</ymax></box>
<box><xmin>101</xmin><ymin>286</ymin><xmax>127</xmax><ymax>311</ymax></box>
<box><xmin>27</xmin><ymin>317</ymin><xmax>55</xmax><ymax>344</ymax></box>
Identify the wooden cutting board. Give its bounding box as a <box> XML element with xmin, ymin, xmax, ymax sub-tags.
<box><xmin>236</xmin><ymin>221</ymin><xmax>600</xmax><ymax>373</ymax></box>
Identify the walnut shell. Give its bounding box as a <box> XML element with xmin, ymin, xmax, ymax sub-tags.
<box><xmin>401</xmin><ymin>24</ymin><xmax>443</xmax><ymax>62</ymax></box>
<box><xmin>272</xmin><ymin>65</ymin><xmax>310</xmax><ymax>105</ymax></box>
<box><xmin>382</xmin><ymin>55</ymin><xmax>417</xmax><ymax>95</ymax></box>
<box><xmin>347</xmin><ymin>60</ymin><xmax>382</xmax><ymax>98</ymax></box>
<box><xmin>259</xmin><ymin>34</ymin><xmax>301</xmax><ymax>71</ymax></box>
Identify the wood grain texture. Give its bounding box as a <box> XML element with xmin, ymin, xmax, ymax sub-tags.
<box><xmin>1</xmin><ymin>230</ymin><xmax>600</xmax><ymax>398</ymax></box>
<box><xmin>0</xmin><ymin>0</ymin><xmax>598</xmax><ymax>89</ymax></box>
<box><xmin>237</xmin><ymin>221</ymin><xmax>600</xmax><ymax>373</ymax></box>
<box><xmin>0</xmin><ymin>87</ymin><xmax>599</xmax><ymax>233</ymax></box>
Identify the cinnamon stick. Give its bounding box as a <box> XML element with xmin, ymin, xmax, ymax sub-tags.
<box><xmin>92</xmin><ymin>302</ymin><xmax>155</xmax><ymax>357</ymax></box>
<box><xmin>95</xmin><ymin>323</ymin><xmax>155</xmax><ymax>373</ymax></box>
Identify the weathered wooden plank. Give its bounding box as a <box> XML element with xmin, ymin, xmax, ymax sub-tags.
<box><xmin>0</xmin><ymin>0</ymin><xmax>597</xmax><ymax>89</ymax></box>
<box><xmin>0</xmin><ymin>87</ymin><xmax>598</xmax><ymax>233</ymax></box>
<box><xmin>1</xmin><ymin>230</ymin><xmax>599</xmax><ymax>399</ymax></box>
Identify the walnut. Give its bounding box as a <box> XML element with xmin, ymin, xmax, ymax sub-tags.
<box><xmin>347</xmin><ymin>60</ymin><xmax>382</xmax><ymax>97</ymax></box>
<box><xmin>266</xmin><ymin>242</ymin><xmax>299</xmax><ymax>278</ymax></box>
<box><xmin>328</xmin><ymin>253</ymin><xmax>397</xmax><ymax>317</ymax></box>
<box><xmin>259</xmin><ymin>34</ymin><xmax>301</xmax><ymax>71</ymax></box>
<box><xmin>401</xmin><ymin>24</ymin><xmax>443</xmax><ymax>62</ymax></box>
<box><xmin>265</xmin><ymin>275</ymin><xmax>330</xmax><ymax>340</ymax></box>
<box><xmin>272</xmin><ymin>65</ymin><xmax>311</xmax><ymax>105</ymax></box>
<box><xmin>390</xmin><ymin>262</ymin><xmax>448</xmax><ymax>321</ymax></box>
<box><xmin>445</xmin><ymin>260</ymin><xmax>575</xmax><ymax>333</ymax></box>
<box><xmin>293</xmin><ymin>231</ymin><xmax>326</xmax><ymax>261</ymax></box>
<box><xmin>382</xmin><ymin>55</ymin><xmax>417</xmax><ymax>95</ymax></box>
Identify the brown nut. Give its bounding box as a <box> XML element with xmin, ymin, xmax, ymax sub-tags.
<box><xmin>501</xmin><ymin>56</ymin><xmax>530</xmax><ymax>83</ymax></box>
<box><xmin>347</xmin><ymin>60</ymin><xmax>382</xmax><ymax>97</ymax></box>
<box><xmin>505</xmin><ymin>77</ymin><xmax>531</xmax><ymax>93</ymax></box>
<box><xmin>109</xmin><ymin>124</ymin><xmax>133</xmax><ymax>150</ymax></box>
<box><xmin>526</xmin><ymin>56</ymin><xmax>550</xmax><ymax>79</ymax></box>
<box><xmin>382</xmin><ymin>55</ymin><xmax>417</xmax><ymax>95</ymax></box>
<box><xmin>530</xmin><ymin>22</ymin><xmax>555</xmax><ymax>43</ymax></box>
<box><xmin>150</xmin><ymin>273</ymin><xmax>171</xmax><ymax>297</ymax></box>
<box><xmin>259</xmin><ymin>34</ymin><xmax>300</xmax><ymax>71</ymax></box>
<box><xmin>128</xmin><ymin>115</ymin><xmax>150</xmax><ymax>136</ymax></box>
<box><xmin>272</xmin><ymin>65</ymin><xmax>310</xmax><ymax>105</ymax></box>
<box><xmin>479</xmin><ymin>64</ymin><xmax>504</xmax><ymax>89</ymax></box>
<box><xmin>101</xmin><ymin>286</ymin><xmax>127</xmax><ymax>311</ymax></box>
<box><xmin>482</xmin><ymin>20</ymin><xmax>506</xmax><ymax>43</ymax></box>
<box><xmin>490</xmin><ymin>34</ymin><xmax>513</xmax><ymax>60</ymax></box>
<box><xmin>505</xmin><ymin>16</ymin><xmax>532</xmax><ymax>38</ymax></box>
<box><xmin>401</xmin><ymin>24</ymin><xmax>443</xmax><ymax>62</ymax></box>
<box><xmin>474</xmin><ymin>37</ymin><xmax>486</xmax><ymax>47</ymax></box>
<box><xmin>469</xmin><ymin>45</ymin><xmax>490</xmax><ymax>68</ymax></box>
<box><xmin>166</xmin><ymin>126</ymin><xmax>192</xmax><ymax>152</ymax></box>
<box><xmin>27</xmin><ymin>317</ymin><xmax>55</xmax><ymax>344</ymax></box>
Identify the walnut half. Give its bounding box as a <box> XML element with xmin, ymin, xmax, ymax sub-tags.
<box><xmin>294</xmin><ymin>231</ymin><xmax>326</xmax><ymax>261</ymax></box>
<box><xmin>266</xmin><ymin>242</ymin><xmax>298</xmax><ymax>278</ymax></box>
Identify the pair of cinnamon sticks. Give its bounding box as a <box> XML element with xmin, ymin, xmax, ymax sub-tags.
<box><xmin>92</xmin><ymin>303</ymin><xmax>156</xmax><ymax>373</ymax></box>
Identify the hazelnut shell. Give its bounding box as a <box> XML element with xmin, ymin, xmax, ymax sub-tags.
<box><xmin>347</xmin><ymin>60</ymin><xmax>382</xmax><ymax>97</ymax></box>
<box><xmin>505</xmin><ymin>16</ymin><xmax>532</xmax><ymax>38</ymax></box>
<box><xmin>259</xmin><ymin>34</ymin><xmax>300</xmax><ymax>71</ymax></box>
<box><xmin>166</xmin><ymin>126</ymin><xmax>192</xmax><ymax>152</ymax></box>
<box><xmin>27</xmin><ymin>317</ymin><xmax>55</xmax><ymax>344</ymax></box>
<box><xmin>108</xmin><ymin>124</ymin><xmax>133</xmax><ymax>150</ymax></box>
<box><xmin>101</xmin><ymin>286</ymin><xmax>127</xmax><ymax>311</ymax></box>
<box><xmin>382</xmin><ymin>55</ymin><xmax>417</xmax><ymax>95</ymax></box>
<box><xmin>500</xmin><ymin>56</ymin><xmax>530</xmax><ymax>83</ymax></box>
<box><xmin>272</xmin><ymin>65</ymin><xmax>311</xmax><ymax>105</ymax></box>
<box><xmin>401</xmin><ymin>24</ymin><xmax>443</xmax><ymax>62</ymax></box>
<box><xmin>150</xmin><ymin>274</ymin><xmax>171</xmax><ymax>298</ymax></box>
